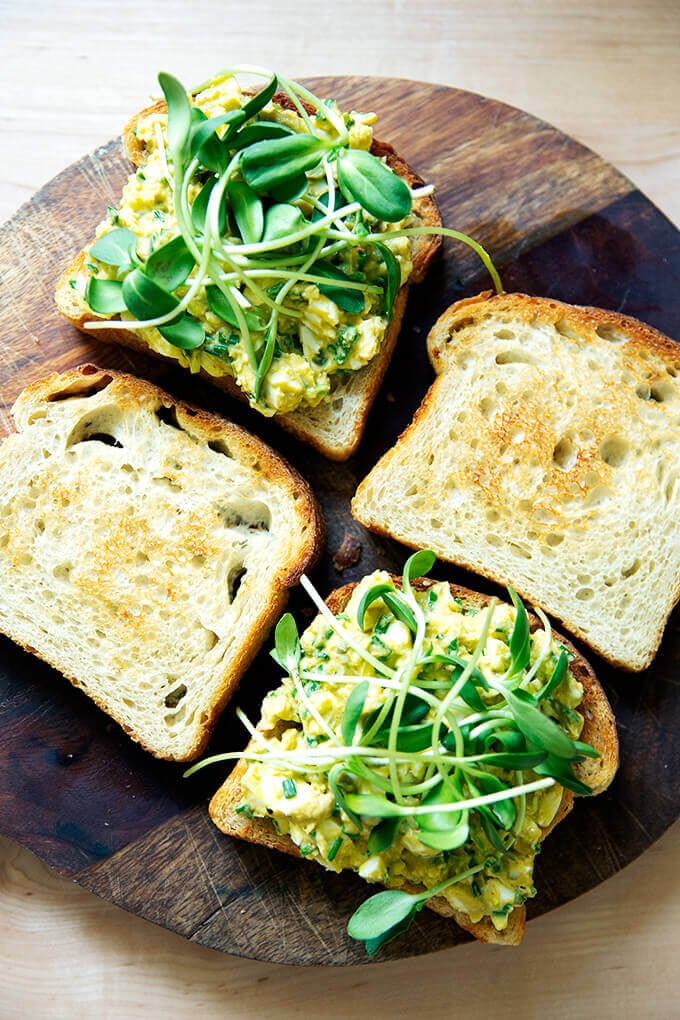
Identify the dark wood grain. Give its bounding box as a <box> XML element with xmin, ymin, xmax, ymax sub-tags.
<box><xmin>0</xmin><ymin>78</ymin><xmax>678</xmax><ymax>966</ymax></box>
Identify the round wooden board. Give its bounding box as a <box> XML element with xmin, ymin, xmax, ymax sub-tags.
<box><xmin>0</xmin><ymin>77</ymin><xmax>679</xmax><ymax>966</ymax></box>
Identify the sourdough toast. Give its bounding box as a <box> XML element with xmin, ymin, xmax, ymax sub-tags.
<box><xmin>353</xmin><ymin>292</ymin><xmax>680</xmax><ymax>670</ymax></box>
<box><xmin>0</xmin><ymin>365</ymin><xmax>323</xmax><ymax>760</ymax></box>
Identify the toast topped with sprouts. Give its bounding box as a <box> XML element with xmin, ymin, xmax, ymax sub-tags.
<box><xmin>55</xmin><ymin>68</ymin><xmax>442</xmax><ymax>460</ymax></box>
<box><xmin>206</xmin><ymin>553</ymin><xmax>618</xmax><ymax>952</ymax></box>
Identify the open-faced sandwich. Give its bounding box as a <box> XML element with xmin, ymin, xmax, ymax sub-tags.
<box><xmin>56</xmin><ymin>67</ymin><xmax>449</xmax><ymax>460</ymax></box>
<box><xmin>204</xmin><ymin>552</ymin><xmax>618</xmax><ymax>952</ymax></box>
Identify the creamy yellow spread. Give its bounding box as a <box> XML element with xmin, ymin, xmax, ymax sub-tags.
<box><xmin>239</xmin><ymin>573</ymin><xmax>585</xmax><ymax>930</ymax></box>
<box><xmin>78</xmin><ymin>77</ymin><xmax>417</xmax><ymax>416</ymax></box>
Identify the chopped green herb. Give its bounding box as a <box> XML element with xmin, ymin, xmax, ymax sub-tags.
<box><xmin>282</xmin><ymin>777</ymin><xmax>297</xmax><ymax>799</ymax></box>
<box><xmin>327</xmin><ymin>836</ymin><xmax>343</xmax><ymax>861</ymax></box>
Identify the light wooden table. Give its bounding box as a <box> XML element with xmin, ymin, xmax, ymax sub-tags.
<box><xmin>1</xmin><ymin>2</ymin><xmax>678</xmax><ymax>1016</ymax></box>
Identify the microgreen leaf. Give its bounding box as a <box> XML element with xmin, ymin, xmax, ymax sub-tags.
<box><xmin>416</xmin><ymin>780</ymin><xmax>468</xmax><ymax>835</ymax></box>
<box><xmin>85</xmin><ymin>278</ymin><xmax>127</xmax><ymax>315</ymax></box>
<box><xmin>158</xmin><ymin>72</ymin><xmax>192</xmax><ymax>160</ymax></box>
<box><xmin>473</xmin><ymin>751</ymin><xmax>547</xmax><ymax>769</ymax></box>
<box><xmin>240</xmin><ymin>74</ymin><xmax>278</xmax><ymax>121</ymax></box>
<box><xmin>191</xmin><ymin>177</ymin><xmax>227</xmax><ymax>235</ymax></box>
<box><xmin>503</xmin><ymin>687</ymin><xmax>577</xmax><ymax>760</ymax></box>
<box><xmin>228</xmin><ymin>179</ymin><xmax>264</xmax><ymax>244</ymax></box>
<box><xmin>534</xmin><ymin>650</ymin><xmax>568</xmax><ymax>703</ymax></box>
<box><xmin>205</xmin><ymin>285</ymin><xmax>262</xmax><ymax>331</ymax></box>
<box><xmin>241</xmin><ymin>134</ymin><xmax>327</xmax><ymax>194</ymax></box>
<box><xmin>343</xmin><ymin>794</ymin><xmax>405</xmax><ymax>818</ymax></box>
<box><xmin>229</xmin><ymin>121</ymin><xmax>294</xmax><ymax>151</ymax></box>
<box><xmin>336</xmin><ymin>148</ymin><xmax>412</xmax><ymax>222</ymax></box>
<box><xmin>372</xmin><ymin>240</ymin><xmax>401</xmax><ymax>319</ymax></box>
<box><xmin>469</xmin><ymin>773</ymin><xmax>516</xmax><ymax>830</ymax></box>
<box><xmin>158</xmin><ymin>314</ymin><xmax>205</xmax><ymax>350</ymax></box>
<box><xmin>507</xmin><ymin>587</ymin><xmax>531</xmax><ymax>676</ymax></box>
<box><xmin>270</xmin><ymin>175</ymin><xmax>310</xmax><ymax>204</ymax></box>
<box><xmin>347</xmin><ymin>889</ymin><xmax>421</xmax><ymax>953</ymax></box>
<box><xmin>122</xmin><ymin>268</ymin><xmax>180</xmax><ymax>320</ymax></box>
<box><xmin>328</xmin><ymin>764</ymin><xmax>362</xmax><ymax>831</ymax></box>
<box><xmin>367</xmin><ymin>817</ymin><xmax>400</xmax><ymax>854</ymax></box>
<box><xmin>341</xmin><ymin>680</ymin><xmax>369</xmax><ymax>746</ymax></box>
<box><xmin>254</xmin><ymin>322</ymin><xmax>277</xmax><ymax>400</ymax></box>
<box><xmin>573</xmin><ymin>740</ymin><xmax>600</xmax><ymax>759</ymax></box>
<box><xmin>190</xmin><ymin>109</ymin><xmax>245</xmax><ymax>172</ymax></box>
<box><xmin>402</xmin><ymin>550</ymin><xmax>436</xmax><ymax>590</ymax></box>
<box><xmin>144</xmin><ymin>234</ymin><xmax>196</xmax><ymax>291</ymax></box>
<box><xmin>89</xmin><ymin>227</ymin><xmax>137</xmax><ymax>270</ymax></box>
<box><xmin>270</xmin><ymin>612</ymin><xmax>301</xmax><ymax>674</ymax></box>
<box><xmin>533</xmin><ymin>754</ymin><xmax>593</xmax><ymax>796</ymax></box>
<box><xmin>356</xmin><ymin>583</ymin><xmax>417</xmax><ymax>635</ymax></box>
<box><xmin>262</xmin><ymin>203</ymin><xmax>307</xmax><ymax>242</ymax></box>
<box><xmin>312</xmin><ymin>261</ymin><xmax>366</xmax><ymax>314</ymax></box>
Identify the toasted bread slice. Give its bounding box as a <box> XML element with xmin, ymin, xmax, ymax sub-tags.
<box><xmin>352</xmin><ymin>292</ymin><xmax>680</xmax><ymax>670</ymax></box>
<box><xmin>0</xmin><ymin>364</ymin><xmax>323</xmax><ymax>761</ymax></box>
<box><xmin>209</xmin><ymin>579</ymin><xmax>618</xmax><ymax>946</ymax></box>
<box><xmin>55</xmin><ymin>85</ymin><xmax>441</xmax><ymax>461</ymax></box>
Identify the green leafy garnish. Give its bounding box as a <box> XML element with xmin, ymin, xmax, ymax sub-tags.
<box><xmin>83</xmin><ymin>67</ymin><xmax>504</xmax><ymax>409</ymax></box>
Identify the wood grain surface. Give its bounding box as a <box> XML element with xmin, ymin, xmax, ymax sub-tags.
<box><xmin>1</xmin><ymin>0</ymin><xmax>679</xmax><ymax>1014</ymax></box>
<box><xmin>1</xmin><ymin>74</ymin><xmax>679</xmax><ymax>968</ymax></box>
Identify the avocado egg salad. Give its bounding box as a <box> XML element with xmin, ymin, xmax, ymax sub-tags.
<box><xmin>190</xmin><ymin>551</ymin><xmax>603</xmax><ymax>955</ymax></box>
<box><xmin>72</xmin><ymin>67</ymin><xmax>500</xmax><ymax>417</ymax></box>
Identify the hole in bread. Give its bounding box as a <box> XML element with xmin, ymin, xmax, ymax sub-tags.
<box><xmin>0</xmin><ymin>533</ymin><xmax>8</xmax><ymax>549</ymax></box>
<box><xmin>332</xmin><ymin>397</ymin><xmax>344</xmax><ymax>411</ymax></box>
<box><xmin>208</xmin><ymin>439</ymin><xmax>233</xmax><ymax>458</ymax></box>
<box><xmin>164</xmin><ymin>684</ymin><xmax>187</xmax><ymax>709</ymax></box>
<box><xmin>136</xmin><ymin>551</ymin><xmax>149</xmax><ymax>566</ymax></box>
<box><xmin>554</xmin><ymin>318</ymin><xmax>580</xmax><ymax>341</ymax></box>
<box><xmin>494</xmin><ymin>328</ymin><xmax>516</xmax><ymax>340</ymax></box>
<box><xmin>153</xmin><ymin>476</ymin><xmax>182</xmax><ymax>493</ymax></box>
<box><xmin>665</xmin><ymin>477</ymin><xmax>677</xmax><ymax>503</ymax></box>
<box><xmin>599</xmin><ymin>435</ymin><xmax>629</xmax><ymax>467</ymax></box>
<box><xmin>217</xmin><ymin>500</ymin><xmax>271</xmax><ymax>531</ymax></box>
<box><xmin>495</xmin><ymin>349</ymin><xmax>538</xmax><ymax>366</ymax></box>
<box><xmin>65</xmin><ymin>406</ymin><xmax>125</xmax><ymax>449</ymax></box>
<box><xmin>479</xmin><ymin>397</ymin><xmax>496</xmax><ymax>418</ymax></box>
<box><xmin>430</xmin><ymin>518</ymin><xmax>443</xmax><ymax>529</ymax></box>
<box><xmin>228</xmin><ymin>564</ymin><xmax>247</xmax><ymax>601</ymax></box>
<box><xmin>553</xmin><ymin>436</ymin><xmax>577</xmax><ymax>471</ymax></box>
<box><xmin>650</xmin><ymin>380</ymin><xmax>675</xmax><ymax>403</ymax></box>
<box><xmin>486</xmin><ymin>508</ymin><xmax>500</xmax><ymax>523</ymax></box>
<box><xmin>508</xmin><ymin>542</ymin><xmax>532</xmax><ymax>559</ymax></box>
<box><xmin>52</xmin><ymin>563</ymin><xmax>72</xmax><ymax>581</ymax></box>
<box><xmin>595</xmin><ymin>323</ymin><xmax>627</xmax><ymax>344</ymax></box>
<box><xmin>46</xmin><ymin>374</ymin><xmax>113</xmax><ymax>402</ymax></box>
<box><xmin>156</xmin><ymin>404</ymin><xmax>186</xmax><ymax>432</ymax></box>
<box><xmin>545</xmin><ymin>533</ymin><xmax>564</xmax><ymax>547</ymax></box>
<box><xmin>635</xmin><ymin>382</ymin><xmax>651</xmax><ymax>400</ymax></box>
<box><xmin>495</xmin><ymin>381</ymin><xmax>507</xmax><ymax>396</ymax></box>
<box><xmin>486</xmin><ymin>533</ymin><xmax>503</xmax><ymax>547</ymax></box>
<box><xmin>191</xmin><ymin>554</ymin><xmax>205</xmax><ymax>568</ymax></box>
<box><xmin>621</xmin><ymin>558</ymin><xmax>641</xmax><ymax>578</ymax></box>
<box><xmin>582</xmin><ymin>484</ymin><xmax>610</xmax><ymax>509</ymax></box>
<box><xmin>575</xmin><ymin>587</ymin><xmax>594</xmax><ymax>601</ymax></box>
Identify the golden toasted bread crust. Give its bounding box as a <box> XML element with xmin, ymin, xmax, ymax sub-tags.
<box><xmin>56</xmin><ymin>86</ymin><xmax>441</xmax><ymax>460</ymax></box>
<box><xmin>3</xmin><ymin>364</ymin><xmax>324</xmax><ymax>761</ymax></box>
<box><xmin>209</xmin><ymin>577</ymin><xmax>618</xmax><ymax>945</ymax></box>
<box><xmin>427</xmin><ymin>291</ymin><xmax>680</xmax><ymax>373</ymax></box>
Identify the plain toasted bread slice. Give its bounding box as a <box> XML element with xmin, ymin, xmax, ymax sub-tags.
<box><xmin>0</xmin><ymin>364</ymin><xmax>323</xmax><ymax>761</ymax></box>
<box><xmin>209</xmin><ymin>579</ymin><xmax>618</xmax><ymax>947</ymax></box>
<box><xmin>352</xmin><ymin>292</ymin><xmax>680</xmax><ymax>670</ymax></box>
<box><xmin>55</xmin><ymin>87</ymin><xmax>441</xmax><ymax>461</ymax></box>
